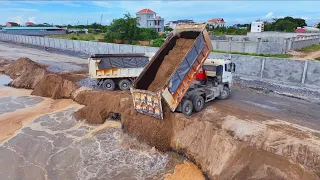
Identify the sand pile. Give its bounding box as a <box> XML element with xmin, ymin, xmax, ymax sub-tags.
<box><xmin>0</xmin><ymin>59</ymin><xmax>13</xmax><ymax>73</ymax></box>
<box><xmin>147</xmin><ymin>38</ymin><xmax>195</xmax><ymax>91</ymax></box>
<box><xmin>73</xmin><ymin>90</ymin><xmax>131</xmax><ymax>124</ymax></box>
<box><xmin>4</xmin><ymin>57</ymin><xmax>46</xmax><ymax>89</ymax></box>
<box><xmin>31</xmin><ymin>74</ymin><xmax>79</xmax><ymax>99</ymax></box>
<box><xmin>1</xmin><ymin>57</ymin><xmax>86</xmax><ymax>99</ymax></box>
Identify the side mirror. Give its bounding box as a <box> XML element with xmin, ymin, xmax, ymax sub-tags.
<box><xmin>231</xmin><ymin>63</ymin><xmax>236</xmax><ymax>73</ymax></box>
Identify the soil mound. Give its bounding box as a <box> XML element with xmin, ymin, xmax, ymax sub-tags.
<box><xmin>31</xmin><ymin>74</ymin><xmax>79</xmax><ymax>99</ymax></box>
<box><xmin>0</xmin><ymin>59</ymin><xmax>13</xmax><ymax>73</ymax></box>
<box><xmin>73</xmin><ymin>90</ymin><xmax>130</xmax><ymax>124</ymax></box>
<box><xmin>4</xmin><ymin>57</ymin><xmax>46</xmax><ymax>89</ymax></box>
<box><xmin>147</xmin><ymin>38</ymin><xmax>195</xmax><ymax>91</ymax></box>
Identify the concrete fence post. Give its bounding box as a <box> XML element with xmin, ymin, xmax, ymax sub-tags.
<box><xmin>256</xmin><ymin>38</ymin><xmax>261</xmax><ymax>54</ymax></box>
<box><xmin>242</xmin><ymin>38</ymin><xmax>246</xmax><ymax>53</ymax></box>
<box><xmin>228</xmin><ymin>37</ymin><xmax>233</xmax><ymax>52</ymax></box>
<box><xmin>260</xmin><ymin>57</ymin><xmax>266</xmax><ymax>80</ymax></box>
<box><xmin>301</xmin><ymin>60</ymin><xmax>309</xmax><ymax>86</ymax></box>
<box><xmin>215</xmin><ymin>40</ymin><xmax>219</xmax><ymax>50</ymax></box>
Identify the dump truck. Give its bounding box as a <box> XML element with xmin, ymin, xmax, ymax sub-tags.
<box><xmin>131</xmin><ymin>23</ymin><xmax>222</xmax><ymax>119</ymax></box>
<box><xmin>88</xmin><ymin>53</ymin><xmax>153</xmax><ymax>91</ymax></box>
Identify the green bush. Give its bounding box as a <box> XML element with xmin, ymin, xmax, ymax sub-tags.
<box><xmin>104</xmin><ymin>31</ymin><xmax>120</xmax><ymax>43</ymax></box>
<box><xmin>71</xmin><ymin>36</ymin><xmax>78</xmax><ymax>40</ymax></box>
<box><xmin>151</xmin><ymin>38</ymin><xmax>165</xmax><ymax>47</ymax></box>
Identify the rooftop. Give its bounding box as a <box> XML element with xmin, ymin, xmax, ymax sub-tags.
<box><xmin>3</xmin><ymin>27</ymin><xmax>63</xmax><ymax>30</ymax></box>
<box><xmin>208</xmin><ymin>18</ymin><xmax>225</xmax><ymax>23</ymax></box>
<box><xmin>136</xmin><ymin>8</ymin><xmax>156</xmax><ymax>14</ymax></box>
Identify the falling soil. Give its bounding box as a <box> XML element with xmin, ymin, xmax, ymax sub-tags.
<box><xmin>164</xmin><ymin>161</ymin><xmax>205</xmax><ymax>180</ymax></box>
<box><xmin>147</xmin><ymin>38</ymin><xmax>195</xmax><ymax>91</ymax></box>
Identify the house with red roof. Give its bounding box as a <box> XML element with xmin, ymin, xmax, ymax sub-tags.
<box><xmin>136</xmin><ymin>8</ymin><xmax>164</xmax><ymax>32</ymax></box>
<box><xmin>25</xmin><ymin>22</ymin><xmax>35</xmax><ymax>26</ymax></box>
<box><xmin>207</xmin><ymin>18</ymin><xmax>225</xmax><ymax>28</ymax></box>
<box><xmin>6</xmin><ymin>22</ymin><xmax>19</xmax><ymax>27</ymax></box>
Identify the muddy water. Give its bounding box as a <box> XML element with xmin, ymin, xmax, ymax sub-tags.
<box><xmin>0</xmin><ymin>87</ymin><xmax>184</xmax><ymax>180</ymax></box>
<box><xmin>0</xmin><ymin>74</ymin><xmax>11</xmax><ymax>87</ymax></box>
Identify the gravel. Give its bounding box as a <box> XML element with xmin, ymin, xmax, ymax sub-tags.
<box><xmin>233</xmin><ymin>76</ymin><xmax>320</xmax><ymax>103</ymax></box>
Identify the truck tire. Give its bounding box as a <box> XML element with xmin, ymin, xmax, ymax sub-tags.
<box><xmin>192</xmin><ymin>95</ymin><xmax>204</xmax><ymax>112</ymax></box>
<box><xmin>218</xmin><ymin>87</ymin><xmax>230</xmax><ymax>100</ymax></box>
<box><xmin>118</xmin><ymin>79</ymin><xmax>131</xmax><ymax>91</ymax></box>
<box><xmin>102</xmin><ymin>79</ymin><xmax>115</xmax><ymax>91</ymax></box>
<box><xmin>182</xmin><ymin>99</ymin><xmax>193</xmax><ymax>116</ymax></box>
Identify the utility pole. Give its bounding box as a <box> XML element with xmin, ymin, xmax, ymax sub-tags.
<box><xmin>100</xmin><ymin>14</ymin><xmax>103</xmax><ymax>25</ymax></box>
<box><xmin>87</xmin><ymin>20</ymin><xmax>88</xmax><ymax>26</ymax></box>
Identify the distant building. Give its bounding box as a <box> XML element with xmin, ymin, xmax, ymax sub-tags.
<box><xmin>25</xmin><ymin>22</ymin><xmax>35</xmax><ymax>26</ymax></box>
<box><xmin>2</xmin><ymin>27</ymin><xmax>66</xmax><ymax>36</ymax></box>
<box><xmin>67</xmin><ymin>28</ymin><xmax>88</xmax><ymax>34</ymax></box>
<box><xmin>296</xmin><ymin>26</ymin><xmax>320</xmax><ymax>33</ymax></box>
<box><xmin>207</xmin><ymin>18</ymin><xmax>225</xmax><ymax>28</ymax></box>
<box><xmin>165</xmin><ymin>19</ymin><xmax>195</xmax><ymax>29</ymax></box>
<box><xmin>250</xmin><ymin>21</ymin><xmax>264</xmax><ymax>32</ymax></box>
<box><xmin>6</xmin><ymin>22</ymin><xmax>19</xmax><ymax>27</ymax></box>
<box><xmin>136</xmin><ymin>8</ymin><xmax>164</xmax><ymax>32</ymax></box>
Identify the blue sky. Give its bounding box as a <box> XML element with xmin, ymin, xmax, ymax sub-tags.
<box><xmin>1</xmin><ymin>1</ymin><xmax>319</xmax><ymax>26</ymax></box>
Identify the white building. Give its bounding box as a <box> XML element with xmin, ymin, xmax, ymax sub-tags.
<box><xmin>136</xmin><ymin>8</ymin><xmax>164</xmax><ymax>32</ymax></box>
<box><xmin>207</xmin><ymin>18</ymin><xmax>225</xmax><ymax>28</ymax></box>
<box><xmin>251</xmin><ymin>21</ymin><xmax>264</xmax><ymax>32</ymax></box>
<box><xmin>165</xmin><ymin>19</ymin><xmax>195</xmax><ymax>29</ymax></box>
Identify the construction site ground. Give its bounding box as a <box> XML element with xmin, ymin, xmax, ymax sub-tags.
<box><xmin>1</xmin><ymin>41</ymin><xmax>320</xmax><ymax>179</ymax></box>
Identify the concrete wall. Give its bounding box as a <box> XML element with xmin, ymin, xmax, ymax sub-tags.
<box><xmin>209</xmin><ymin>53</ymin><xmax>320</xmax><ymax>90</ymax></box>
<box><xmin>1</xmin><ymin>33</ymin><xmax>319</xmax><ymax>90</ymax></box>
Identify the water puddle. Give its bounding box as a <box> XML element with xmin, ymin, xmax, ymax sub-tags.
<box><xmin>0</xmin><ymin>74</ymin><xmax>11</xmax><ymax>87</ymax></box>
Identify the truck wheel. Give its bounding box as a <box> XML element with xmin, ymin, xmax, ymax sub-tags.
<box><xmin>102</xmin><ymin>79</ymin><xmax>115</xmax><ymax>91</ymax></box>
<box><xmin>218</xmin><ymin>87</ymin><xmax>230</xmax><ymax>100</ymax></box>
<box><xmin>182</xmin><ymin>99</ymin><xmax>193</xmax><ymax>116</ymax></box>
<box><xmin>192</xmin><ymin>95</ymin><xmax>204</xmax><ymax>112</ymax></box>
<box><xmin>118</xmin><ymin>79</ymin><xmax>131</xmax><ymax>91</ymax></box>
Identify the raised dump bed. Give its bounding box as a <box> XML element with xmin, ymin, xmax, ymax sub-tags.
<box><xmin>131</xmin><ymin>23</ymin><xmax>213</xmax><ymax>119</ymax></box>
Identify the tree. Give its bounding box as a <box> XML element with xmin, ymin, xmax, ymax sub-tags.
<box><xmin>274</xmin><ymin>20</ymin><xmax>296</xmax><ymax>32</ymax></box>
<box><xmin>139</xmin><ymin>28</ymin><xmax>158</xmax><ymax>41</ymax></box>
<box><xmin>108</xmin><ymin>13</ymin><xmax>140</xmax><ymax>43</ymax></box>
<box><xmin>164</xmin><ymin>27</ymin><xmax>173</xmax><ymax>32</ymax></box>
<box><xmin>317</xmin><ymin>23</ymin><xmax>320</xmax><ymax>29</ymax></box>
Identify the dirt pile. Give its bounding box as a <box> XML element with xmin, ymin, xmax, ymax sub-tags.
<box><xmin>0</xmin><ymin>59</ymin><xmax>13</xmax><ymax>73</ymax></box>
<box><xmin>4</xmin><ymin>57</ymin><xmax>46</xmax><ymax>89</ymax></box>
<box><xmin>147</xmin><ymin>38</ymin><xmax>195</xmax><ymax>91</ymax></box>
<box><xmin>73</xmin><ymin>90</ymin><xmax>131</xmax><ymax>124</ymax></box>
<box><xmin>31</xmin><ymin>74</ymin><xmax>79</xmax><ymax>99</ymax></box>
<box><xmin>164</xmin><ymin>161</ymin><xmax>205</xmax><ymax>180</ymax></box>
<box><xmin>1</xmin><ymin>57</ymin><xmax>86</xmax><ymax>99</ymax></box>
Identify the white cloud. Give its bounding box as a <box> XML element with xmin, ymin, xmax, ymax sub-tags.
<box><xmin>22</xmin><ymin>1</ymin><xmax>82</xmax><ymax>7</ymax></box>
<box><xmin>0</xmin><ymin>8</ymin><xmax>38</xmax><ymax>12</ymax></box>
<box><xmin>265</xmin><ymin>12</ymin><xmax>273</xmax><ymax>19</ymax></box>
<box><xmin>92</xmin><ymin>1</ymin><xmax>112</xmax><ymax>8</ymax></box>
<box><xmin>28</xmin><ymin>17</ymin><xmax>36</xmax><ymax>23</ymax></box>
<box><xmin>10</xmin><ymin>15</ymin><xmax>24</xmax><ymax>24</ymax></box>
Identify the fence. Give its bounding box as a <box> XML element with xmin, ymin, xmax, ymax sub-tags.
<box><xmin>209</xmin><ymin>53</ymin><xmax>320</xmax><ymax>90</ymax></box>
<box><xmin>0</xmin><ymin>33</ymin><xmax>159</xmax><ymax>54</ymax></box>
<box><xmin>211</xmin><ymin>34</ymin><xmax>320</xmax><ymax>54</ymax></box>
<box><xmin>0</xmin><ymin>33</ymin><xmax>319</xmax><ymax>90</ymax></box>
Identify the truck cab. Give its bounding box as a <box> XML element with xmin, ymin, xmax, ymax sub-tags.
<box><xmin>175</xmin><ymin>59</ymin><xmax>236</xmax><ymax>116</ymax></box>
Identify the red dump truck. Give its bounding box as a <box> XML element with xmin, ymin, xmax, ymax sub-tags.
<box><xmin>130</xmin><ymin>23</ymin><xmax>219</xmax><ymax>119</ymax></box>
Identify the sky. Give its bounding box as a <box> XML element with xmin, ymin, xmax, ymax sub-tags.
<box><xmin>1</xmin><ymin>1</ymin><xmax>319</xmax><ymax>26</ymax></box>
